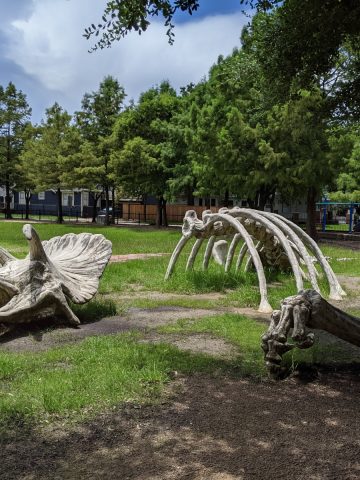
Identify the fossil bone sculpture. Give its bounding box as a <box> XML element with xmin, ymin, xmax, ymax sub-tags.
<box><xmin>165</xmin><ymin>207</ymin><xmax>345</xmax><ymax>312</ymax></box>
<box><xmin>261</xmin><ymin>289</ymin><xmax>360</xmax><ymax>375</ymax></box>
<box><xmin>0</xmin><ymin>224</ymin><xmax>112</xmax><ymax>329</ymax></box>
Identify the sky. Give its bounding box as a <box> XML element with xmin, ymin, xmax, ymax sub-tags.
<box><xmin>0</xmin><ymin>0</ymin><xmax>251</xmax><ymax>123</ymax></box>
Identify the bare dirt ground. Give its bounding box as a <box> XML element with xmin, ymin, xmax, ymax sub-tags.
<box><xmin>0</xmin><ymin>305</ymin><xmax>268</xmax><ymax>354</ymax></box>
<box><xmin>2</xmin><ymin>371</ymin><xmax>360</xmax><ymax>480</ymax></box>
<box><xmin>1</xmin><ymin>257</ymin><xmax>360</xmax><ymax>479</ymax></box>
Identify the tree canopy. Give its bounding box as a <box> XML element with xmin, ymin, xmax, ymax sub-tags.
<box><xmin>0</xmin><ymin>82</ymin><xmax>31</xmax><ymax>218</ymax></box>
<box><xmin>84</xmin><ymin>0</ymin><xmax>279</xmax><ymax>50</ymax></box>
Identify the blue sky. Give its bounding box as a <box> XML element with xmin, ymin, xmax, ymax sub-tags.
<box><xmin>0</xmin><ymin>1</ymin><xmax>251</xmax><ymax>123</ymax></box>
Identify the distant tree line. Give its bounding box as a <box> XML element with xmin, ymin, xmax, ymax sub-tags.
<box><xmin>0</xmin><ymin>2</ymin><xmax>359</xmax><ymax>239</ymax></box>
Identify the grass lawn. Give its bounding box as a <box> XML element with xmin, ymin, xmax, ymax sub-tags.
<box><xmin>0</xmin><ymin>221</ymin><xmax>359</xmax><ymax>428</ymax></box>
<box><xmin>0</xmin><ymin>221</ymin><xmax>180</xmax><ymax>257</ymax></box>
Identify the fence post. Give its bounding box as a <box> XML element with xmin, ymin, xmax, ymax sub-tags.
<box><xmin>322</xmin><ymin>206</ymin><xmax>327</xmax><ymax>233</ymax></box>
<box><xmin>349</xmin><ymin>204</ymin><xmax>354</xmax><ymax>233</ymax></box>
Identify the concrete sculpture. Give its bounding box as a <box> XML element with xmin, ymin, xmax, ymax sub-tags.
<box><xmin>0</xmin><ymin>224</ymin><xmax>112</xmax><ymax>329</ymax></box>
<box><xmin>261</xmin><ymin>289</ymin><xmax>360</xmax><ymax>375</ymax></box>
<box><xmin>165</xmin><ymin>207</ymin><xmax>345</xmax><ymax>312</ymax></box>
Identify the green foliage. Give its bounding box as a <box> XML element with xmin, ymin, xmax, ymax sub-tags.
<box><xmin>184</xmin><ymin>49</ymin><xmax>272</xmax><ymax>206</ymax></box>
<box><xmin>84</xmin><ymin>1</ymin><xmax>201</xmax><ymax>49</ymax></box>
<box><xmin>76</xmin><ymin>76</ymin><xmax>126</xmax><ymax>140</ymax></box>
<box><xmin>21</xmin><ymin>104</ymin><xmax>76</xmax><ymax>192</ymax></box>
<box><xmin>20</xmin><ymin>103</ymin><xmax>80</xmax><ymax>223</ymax></box>
<box><xmin>0</xmin><ymin>82</ymin><xmax>31</xmax><ymax>217</ymax></box>
<box><xmin>84</xmin><ymin>1</ymin><xmax>280</xmax><ymax>49</ymax></box>
<box><xmin>329</xmin><ymin>128</ymin><xmax>360</xmax><ymax>202</ymax></box>
<box><xmin>111</xmin><ymin>81</ymin><xmax>181</xmax><ymax>226</ymax></box>
<box><xmin>247</xmin><ymin>3</ymin><xmax>360</xmax><ymax>122</ymax></box>
<box><xmin>74</xmin><ymin>76</ymin><xmax>127</xmax><ymax>224</ymax></box>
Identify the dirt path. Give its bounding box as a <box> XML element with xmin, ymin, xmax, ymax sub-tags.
<box><xmin>332</xmin><ymin>275</ymin><xmax>360</xmax><ymax>311</ymax></box>
<box><xmin>0</xmin><ymin>305</ymin><xmax>268</xmax><ymax>353</ymax></box>
<box><xmin>2</xmin><ymin>371</ymin><xmax>360</xmax><ymax>480</ymax></box>
<box><xmin>110</xmin><ymin>253</ymin><xmax>170</xmax><ymax>263</ymax></box>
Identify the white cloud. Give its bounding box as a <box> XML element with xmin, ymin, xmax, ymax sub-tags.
<box><xmin>5</xmin><ymin>0</ymin><xmax>247</xmax><ymax>117</ymax></box>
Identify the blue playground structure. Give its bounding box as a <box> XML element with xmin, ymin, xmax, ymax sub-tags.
<box><xmin>316</xmin><ymin>201</ymin><xmax>360</xmax><ymax>233</ymax></box>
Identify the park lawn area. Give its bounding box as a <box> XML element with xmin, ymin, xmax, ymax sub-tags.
<box><xmin>0</xmin><ymin>221</ymin><xmax>180</xmax><ymax>257</ymax></box>
<box><xmin>0</xmin><ymin>221</ymin><xmax>359</xmax><ymax>429</ymax></box>
<box><xmin>0</xmin><ymin>330</ymin><xmax>246</xmax><ymax>430</ymax></box>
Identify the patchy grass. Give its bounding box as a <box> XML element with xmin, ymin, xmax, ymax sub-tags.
<box><xmin>159</xmin><ymin>313</ymin><xmax>267</xmax><ymax>376</ymax></box>
<box><xmin>99</xmin><ymin>255</ymin><xmax>332</xmax><ymax>311</ymax></box>
<box><xmin>0</xmin><ymin>331</ymin><xmax>245</xmax><ymax>429</ymax></box>
<box><xmin>320</xmin><ymin>244</ymin><xmax>360</xmax><ymax>276</ymax></box>
<box><xmin>159</xmin><ymin>314</ymin><xmax>360</xmax><ymax>374</ymax></box>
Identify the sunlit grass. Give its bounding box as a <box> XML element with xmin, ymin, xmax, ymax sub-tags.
<box><xmin>0</xmin><ymin>222</ymin><xmax>180</xmax><ymax>257</ymax></box>
<box><xmin>0</xmin><ymin>331</ymin><xmax>248</xmax><ymax>429</ymax></box>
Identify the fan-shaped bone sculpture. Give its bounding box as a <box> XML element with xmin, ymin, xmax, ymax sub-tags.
<box><xmin>0</xmin><ymin>224</ymin><xmax>112</xmax><ymax>329</ymax></box>
<box><xmin>261</xmin><ymin>289</ymin><xmax>360</xmax><ymax>375</ymax></box>
<box><xmin>165</xmin><ymin>207</ymin><xmax>345</xmax><ymax>313</ymax></box>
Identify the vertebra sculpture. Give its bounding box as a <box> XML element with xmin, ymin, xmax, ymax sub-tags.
<box><xmin>261</xmin><ymin>289</ymin><xmax>360</xmax><ymax>375</ymax></box>
<box><xmin>165</xmin><ymin>207</ymin><xmax>345</xmax><ymax>313</ymax></box>
<box><xmin>0</xmin><ymin>224</ymin><xmax>112</xmax><ymax>329</ymax></box>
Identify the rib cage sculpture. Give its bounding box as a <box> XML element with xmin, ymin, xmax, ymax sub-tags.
<box><xmin>0</xmin><ymin>224</ymin><xmax>112</xmax><ymax>329</ymax></box>
<box><xmin>165</xmin><ymin>208</ymin><xmax>345</xmax><ymax>313</ymax></box>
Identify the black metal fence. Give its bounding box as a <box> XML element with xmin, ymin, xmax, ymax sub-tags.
<box><xmin>0</xmin><ymin>207</ymin><xmax>185</xmax><ymax>226</ymax></box>
<box><xmin>0</xmin><ymin>207</ymin><xmax>82</xmax><ymax>222</ymax></box>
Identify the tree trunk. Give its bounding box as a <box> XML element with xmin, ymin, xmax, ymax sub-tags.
<box><xmin>105</xmin><ymin>185</ymin><xmax>110</xmax><ymax>226</ymax></box>
<box><xmin>57</xmin><ymin>188</ymin><xmax>63</xmax><ymax>224</ymax></box>
<box><xmin>162</xmin><ymin>197</ymin><xmax>168</xmax><ymax>227</ymax></box>
<box><xmin>112</xmin><ymin>187</ymin><xmax>116</xmax><ymax>224</ymax></box>
<box><xmin>247</xmin><ymin>198</ymin><xmax>255</xmax><ymax>209</ymax></box>
<box><xmin>143</xmin><ymin>195</ymin><xmax>147</xmax><ymax>223</ymax></box>
<box><xmin>257</xmin><ymin>187</ymin><xmax>267</xmax><ymax>211</ymax></box>
<box><xmin>5</xmin><ymin>127</ymin><xmax>12</xmax><ymax>220</ymax></box>
<box><xmin>186</xmin><ymin>186</ymin><xmax>194</xmax><ymax>206</ymax></box>
<box><xmin>25</xmin><ymin>190</ymin><xmax>31</xmax><ymax>220</ymax></box>
<box><xmin>91</xmin><ymin>192</ymin><xmax>100</xmax><ymax>223</ymax></box>
<box><xmin>156</xmin><ymin>197</ymin><xmax>162</xmax><ymax>228</ymax></box>
<box><xmin>306</xmin><ymin>186</ymin><xmax>318</xmax><ymax>241</ymax></box>
<box><xmin>223</xmin><ymin>189</ymin><xmax>230</xmax><ymax>208</ymax></box>
<box><xmin>5</xmin><ymin>181</ymin><xmax>12</xmax><ymax>219</ymax></box>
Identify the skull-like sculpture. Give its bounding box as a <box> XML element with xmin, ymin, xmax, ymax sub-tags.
<box><xmin>0</xmin><ymin>224</ymin><xmax>112</xmax><ymax>331</ymax></box>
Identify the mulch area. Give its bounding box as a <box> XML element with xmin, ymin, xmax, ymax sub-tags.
<box><xmin>2</xmin><ymin>371</ymin><xmax>360</xmax><ymax>480</ymax></box>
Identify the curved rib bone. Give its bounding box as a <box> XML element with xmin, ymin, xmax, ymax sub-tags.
<box><xmin>186</xmin><ymin>238</ymin><xmax>204</xmax><ymax>271</ymax></box>
<box><xmin>203</xmin><ymin>236</ymin><xmax>216</xmax><ymax>271</ymax></box>
<box><xmin>164</xmin><ymin>236</ymin><xmax>189</xmax><ymax>280</ymax></box>
<box><xmin>216</xmin><ymin>214</ymin><xmax>272</xmax><ymax>313</ymax></box>
<box><xmin>224</xmin><ymin>233</ymin><xmax>241</xmax><ymax>273</ymax></box>
<box><xmin>273</xmin><ymin>214</ymin><xmax>346</xmax><ymax>300</ymax></box>
<box><xmin>235</xmin><ymin>242</ymin><xmax>248</xmax><ymax>272</ymax></box>
<box><xmin>256</xmin><ymin>211</ymin><xmax>320</xmax><ymax>292</ymax></box>
<box><xmin>227</xmin><ymin>209</ymin><xmax>304</xmax><ymax>292</ymax></box>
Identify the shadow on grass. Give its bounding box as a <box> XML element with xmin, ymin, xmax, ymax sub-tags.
<box><xmin>0</xmin><ymin>299</ymin><xmax>117</xmax><ymax>346</ymax></box>
<box><xmin>0</xmin><ymin>334</ymin><xmax>260</xmax><ymax>435</ymax></box>
<box><xmin>71</xmin><ymin>298</ymin><xmax>117</xmax><ymax>324</ymax></box>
